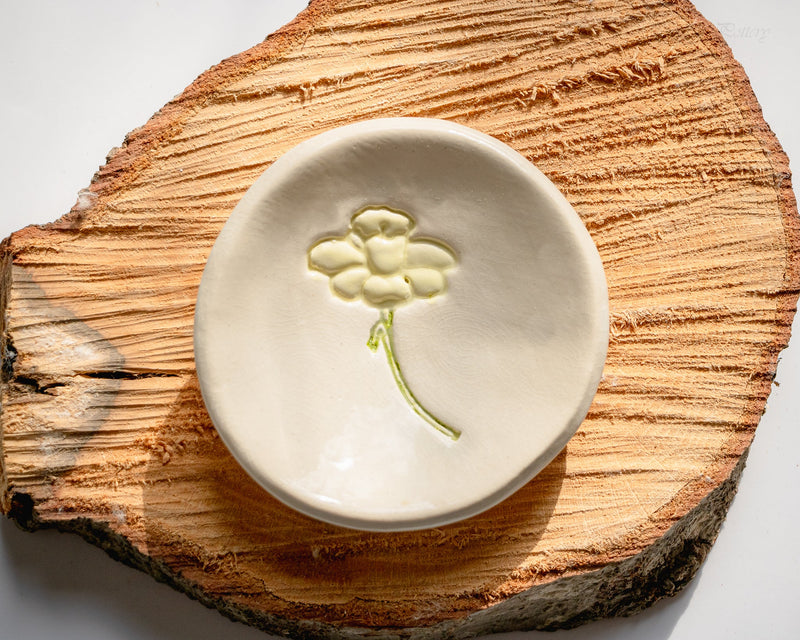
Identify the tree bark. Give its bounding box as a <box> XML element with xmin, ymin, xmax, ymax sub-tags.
<box><xmin>1</xmin><ymin>0</ymin><xmax>797</xmax><ymax>637</ymax></box>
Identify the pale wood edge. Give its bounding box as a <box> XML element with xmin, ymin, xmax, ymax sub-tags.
<box><xmin>672</xmin><ymin>2</ymin><xmax>800</xmax><ymax>398</ymax></box>
<box><xmin>630</xmin><ymin>0</ymin><xmax>800</xmax><ymax>537</ymax></box>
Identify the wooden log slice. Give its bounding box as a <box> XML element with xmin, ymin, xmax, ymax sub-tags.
<box><xmin>1</xmin><ymin>0</ymin><xmax>797</xmax><ymax>637</ymax></box>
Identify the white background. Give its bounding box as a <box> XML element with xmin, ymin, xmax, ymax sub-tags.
<box><xmin>0</xmin><ymin>1</ymin><xmax>797</xmax><ymax>639</ymax></box>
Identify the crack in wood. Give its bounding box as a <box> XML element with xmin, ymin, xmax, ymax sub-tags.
<box><xmin>77</xmin><ymin>370</ymin><xmax>183</xmax><ymax>381</ymax></box>
<box><xmin>11</xmin><ymin>375</ymin><xmax>66</xmax><ymax>396</ymax></box>
<box><xmin>1</xmin><ymin>335</ymin><xmax>16</xmax><ymax>383</ymax></box>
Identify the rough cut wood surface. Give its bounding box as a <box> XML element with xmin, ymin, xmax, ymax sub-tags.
<box><xmin>1</xmin><ymin>0</ymin><xmax>797</xmax><ymax>637</ymax></box>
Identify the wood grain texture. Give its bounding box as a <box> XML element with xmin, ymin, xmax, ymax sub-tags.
<box><xmin>1</xmin><ymin>0</ymin><xmax>797</xmax><ymax>637</ymax></box>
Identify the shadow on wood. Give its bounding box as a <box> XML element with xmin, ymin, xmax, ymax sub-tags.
<box><xmin>138</xmin><ymin>375</ymin><xmax>567</xmax><ymax>627</ymax></box>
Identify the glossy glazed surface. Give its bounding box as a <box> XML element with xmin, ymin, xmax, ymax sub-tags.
<box><xmin>194</xmin><ymin>118</ymin><xmax>608</xmax><ymax>530</ymax></box>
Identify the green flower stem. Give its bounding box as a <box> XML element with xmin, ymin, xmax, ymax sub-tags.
<box><xmin>367</xmin><ymin>310</ymin><xmax>461</xmax><ymax>442</ymax></box>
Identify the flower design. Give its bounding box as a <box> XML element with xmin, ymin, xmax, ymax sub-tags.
<box><xmin>307</xmin><ymin>206</ymin><xmax>461</xmax><ymax>441</ymax></box>
<box><xmin>308</xmin><ymin>207</ymin><xmax>456</xmax><ymax>309</ymax></box>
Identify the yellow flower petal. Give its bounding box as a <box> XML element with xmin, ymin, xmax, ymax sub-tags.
<box><xmin>351</xmin><ymin>207</ymin><xmax>414</xmax><ymax>239</ymax></box>
<box><xmin>330</xmin><ymin>267</ymin><xmax>370</xmax><ymax>300</ymax></box>
<box><xmin>405</xmin><ymin>268</ymin><xmax>446</xmax><ymax>298</ymax></box>
<box><xmin>406</xmin><ymin>240</ymin><xmax>456</xmax><ymax>270</ymax></box>
<box><xmin>346</xmin><ymin>231</ymin><xmax>365</xmax><ymax>250</ymax></box>
<box><xmin>308</xmin><ymin>238</ymin><xmax>365</xmax><ymax>275</ymax></box>
<box><xmin>365</xmin><ymin>235</ymin><xmax>407</xmax><ymax>275</ymax></box>
<box><xmin>362</xmin><ymin>275</ymin><xmax>412</xmax><ymax>308</ymax></box>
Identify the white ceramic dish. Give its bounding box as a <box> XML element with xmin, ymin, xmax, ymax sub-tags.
<box><xmin>194</xmin><ymin>118</ymin><xmax>608</xmax><ymax>531</ymax></box>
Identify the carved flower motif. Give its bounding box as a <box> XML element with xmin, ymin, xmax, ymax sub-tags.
<box><xmin>307</xmin><ymin>206</ymin><xmax>461</xmax><ymax>441</ymax></box>
<box><xmin>307</xmin><ymin>207</ymin><xmax>456</xmax><ymax>309</ymax></box>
